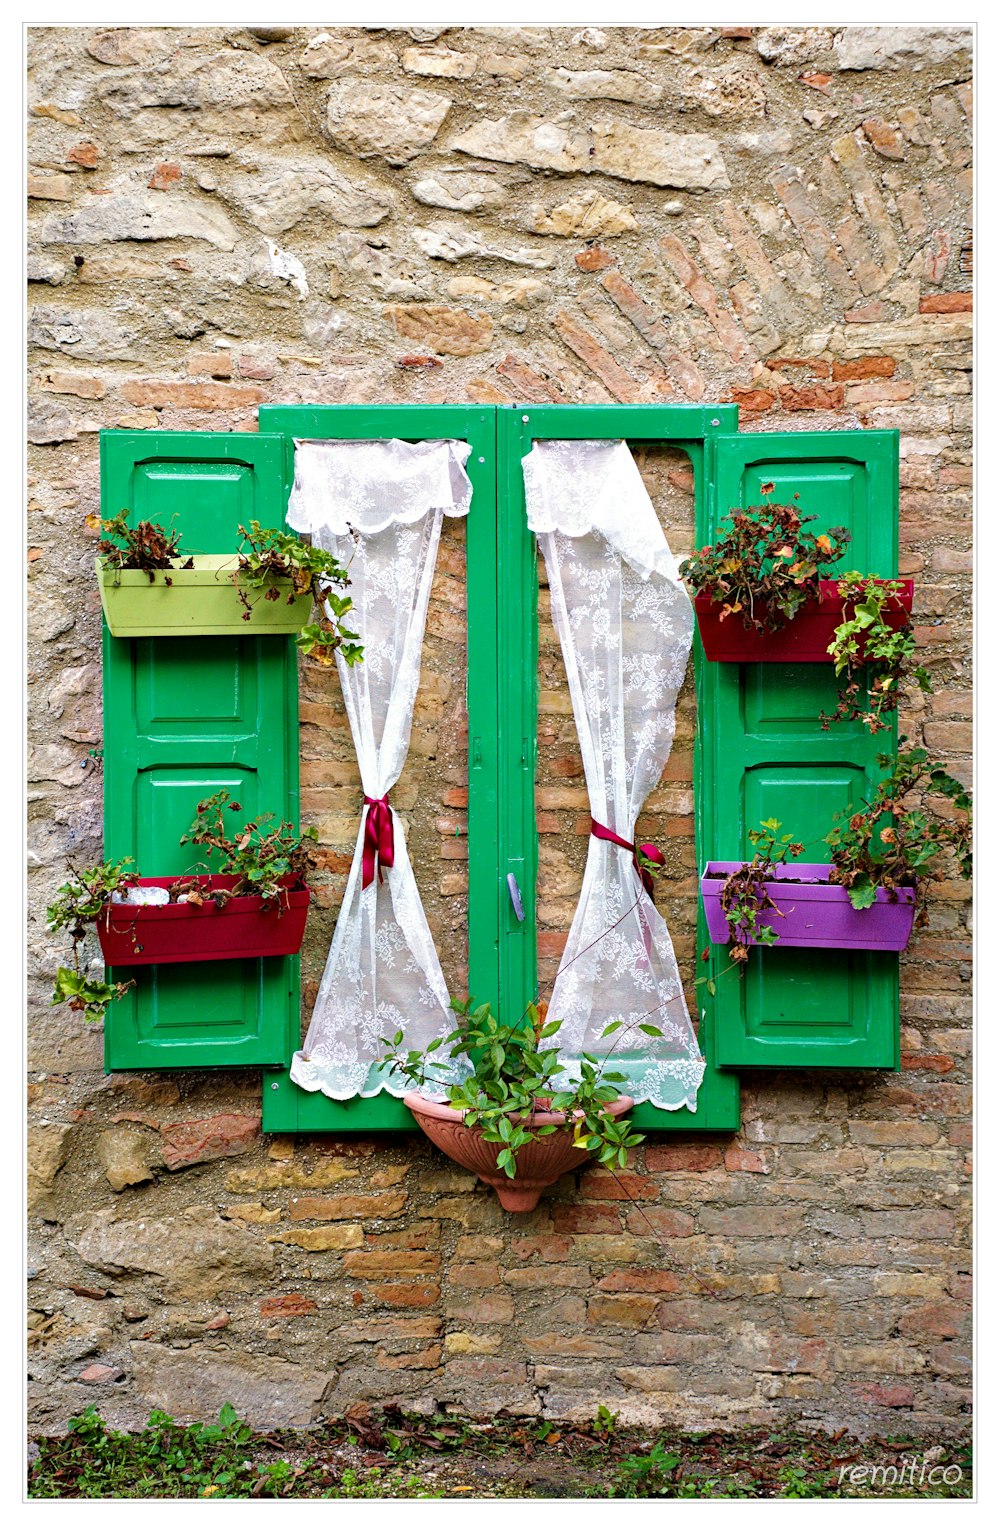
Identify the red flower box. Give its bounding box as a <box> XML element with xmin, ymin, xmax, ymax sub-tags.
<box><xmin>96</xmin><ymin>875</ymin><xmax>310</xmax><ymax>966</ymax></box>
<box><xmin>694</xmin><ymin>579</ymin><xmax>914</xmax><ymax>663</ymax></box>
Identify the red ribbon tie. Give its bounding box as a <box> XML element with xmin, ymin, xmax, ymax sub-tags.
<box><xmin>590</xmin><ymin>818</ymin><xmax>665</xmax><ymax>896</ymax></box>
<box><xmin>362</xmin><ymin>794</ymin><xmax>395</xmax><ymax>889</ymax></box>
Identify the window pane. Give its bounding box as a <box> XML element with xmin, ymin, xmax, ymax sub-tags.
<box><xmin>298</xmin><ymin>512</ymin><xmax>469</xmax><ymax>1035</ymax></box>
<box><xmin>534</xmin><ymin>444</ymin><xmax>698</xmax><ymax>1012</ymax></box>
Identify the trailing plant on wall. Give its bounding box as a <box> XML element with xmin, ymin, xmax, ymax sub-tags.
<box><xmin>234</xmin><ymin>520</ymin><xmax>363</xmax><ymax>666</ymax></box>
<box><xmin>826</xmin><ymin>746</ymin><xmax>972</xmax><ymax>918</ymax></box>
<box><xmin>46</xmin><ymin>859</ymin><xmax>139</xmax><ymax>1019</ymax></box>
<box><xmin>696</xmin><ymin>821</ymin><xmax>805</xmax><ymax>987</ymax></box>
<box><xmin>822</xmin><ymin>573</ymin><xmax>931</xmax><ymax>735</ymax></box>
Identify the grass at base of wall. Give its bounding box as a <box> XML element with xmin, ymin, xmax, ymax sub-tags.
<box><xmin>28</xmin><ymin>1403</ymin><xmax>973</xmax><ymax>1501</ymax></box>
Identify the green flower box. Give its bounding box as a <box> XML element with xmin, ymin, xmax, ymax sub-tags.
<box><xmin>96</xmin><ymin>555</ymin><xmax>313</xmax><ymax>638</ymax></box>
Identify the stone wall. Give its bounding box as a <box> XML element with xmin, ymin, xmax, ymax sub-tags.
<box><xmin>28</xmin><ymin>24</ymin><xmax>972</xmax><ymax>1437</ymax></box>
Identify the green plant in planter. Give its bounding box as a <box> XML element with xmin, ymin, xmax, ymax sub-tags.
<box><xmin>678</xmin><ymin>487</ymin><xmax>851</xmax><ymax>632</ymax></box>
<box><xmin>93</xmin><ymin>511</ymin><xmax>191</xmax><ymax>578</ymax></box>
<box><xmin>698</xmin><ymin>821</ymin><xmax>805</xmax><ymax>991</ymax></box>
<box><xmin>826</xmin><ymin>746</ymin><xmax>972</xmax><ymax>920</ymax></box>
<box><xmin>234</xmin><ymin>521</ymin><xmax>363</xmax><ymax>667</ymax></box>
<box><xmin>822</xmin><ymin>573</ymin><xmax>931</xmax><ymax>735</ymax></box>
<box><xmin>46</xmin><ymin>859</ymin><xmax>140</xmax><ymax>1019</ymax></box>
<box><xmin>179</xmin><ymin>790</ymin><xmax>319</xmax><ymax>905</ymax></box>
<box><xmin>92</xmin><ymin>514</ymin><xmax>363</xmax><ymax>664</ymax></box>
<box><xmin>46</xmin><ymin>796</ymin><xmax>319</xmax><ymax>1020</ymax></box>
<box><xmin>381</xmin><ymin>999</ymin><xmax>655</xmax><ymax>1178</ymax></box>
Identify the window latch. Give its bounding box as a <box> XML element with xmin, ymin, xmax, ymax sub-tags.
<box><xmin>506</xmin><ymin>872</ymin><xmax>525</xmax><ymax>922</ymax></box>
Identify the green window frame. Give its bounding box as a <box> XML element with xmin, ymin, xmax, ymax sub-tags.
<box><xmin>260</xmin><ymin>403</ymin><xmax>740</xmax><ymax>1135</ymax></box>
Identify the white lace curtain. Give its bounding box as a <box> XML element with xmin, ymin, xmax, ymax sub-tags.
<box><xmin>287</xmin><ymin>439</ymin><xmax>471</xmax><ymax>1100</ymax></box>
<box><xmin>524</xmin><ymin>440</ymin><xmax>706</xmax><ymax>1112</ymax></box>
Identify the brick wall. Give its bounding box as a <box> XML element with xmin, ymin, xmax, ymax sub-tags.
<box><xmin>28</xmin><ymin>24</ymin><xmax>971</xmax><ymax>1437</ymax></box>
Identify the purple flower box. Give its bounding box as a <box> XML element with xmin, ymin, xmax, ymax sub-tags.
<box><xmin>700</xmin><ymin>862</ymin><xmax>916</xmax><ymax>953</ymax></box>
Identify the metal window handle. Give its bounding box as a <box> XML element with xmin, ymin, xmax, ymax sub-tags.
<box><xmin>506</xmin><ymin>872</ymin><xmax>525</xmax><ymax>922</ymax></box>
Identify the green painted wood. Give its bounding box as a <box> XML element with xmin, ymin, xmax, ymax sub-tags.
<box><xmin>705</xmin><ymin>430</ymin><xmax>901</xmax><ymax>1069</ymax></box>
<box><xmin>101</xmin><ymin>430</ymin><xmax>299</xmax><ymax>1070</ymax></box>
<box><xmin>502</xmin><ymin>405</ymin><xmax>740</xmax><ymax>1134</ymax></box>
<box><xmin>257</xmin><ymin>406</ymin><xmax>498</xmax><ymax>1134</ymax></box>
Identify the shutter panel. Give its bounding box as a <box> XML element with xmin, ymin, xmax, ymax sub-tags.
<box><xmin>101</xmin><ymin>431</ymin><xmax>298</xmax><ymax>1070</ymax></box>
<box><xmin>703</xmin><ymin>429</ymin><xmax>901</xmax><ymax>1069</ymax></box>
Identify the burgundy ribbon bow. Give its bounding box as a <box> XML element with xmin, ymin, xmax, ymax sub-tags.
<box><xmin>590</xmin><ymin>818</ymin><xmax>665</xmax><ymax>896</ymax></box>
<box><xmin>362</xmin><ymin>794</ymin><xmax>395</xmax><ymax>889</ymax></box>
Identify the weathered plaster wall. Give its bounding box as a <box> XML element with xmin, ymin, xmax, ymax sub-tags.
<box><xmin>28</xmin><ymin>24</ymin><xmax>971</xmax><ymax>1438</ymax></box>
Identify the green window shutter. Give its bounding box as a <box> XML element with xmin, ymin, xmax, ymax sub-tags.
<box><xmin>256</xmin><ymin>406</ymin><xmax>498</xmax><ymax>1134</ymax></box>
<box><xmin>101</xmin><ymin>430</ymin><xmax>299</xmax><ymax>1070</ymax></box>
<box><xmin>703</xmin><ymin>429</ymin><xmax>901</xmax><ymax>1069</ymax></box>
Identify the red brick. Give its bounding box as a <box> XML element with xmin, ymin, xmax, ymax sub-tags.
<box><xmin>67</xmin><ymin>141</ymin><xmax>100</xmax><ymax>168</ymax></box>
<box><xmin>724</xmin><ymin>1145</ymin><xmax>768</xmax><ymax>1174</ymax></box>
<box><xmin>375</xmin><ymin>1283</ymin><xmax>441</xmax><ymax>1307</ymax></box>
<box><xmin>580</xmin><ymin>1171</ymin><xmax>659</xmax><ymax>1201</ymax></box>
<box><xmin>778</xmin><ymin>383</ymin><xmax>845</xmax><ymax>411</ymax></box>
<box><xmin>625</xmin><ymin>1206</ymin><xmax>695</xmax><ymax>1237</ymax></box>
<box><xmin>289</xmin><ymin>1192</ymin><xmax>407</xmax><ymax>1220</ymax></box>
<box><xmin>149</xmin><ymin>162</ymin><xmax>182</xmax><ymax>190</ymax></box>
<box><xmin>187</xmin><ymin>352</ymin><xmax>234</xmax><ymax>379</ymax></box>
<box><xmin>586</xmin><ymin>1294</ymin><xmax>657</xmax><ymax>1329</ymax></box>
<box><xmin>729</xmin><ymin>388</ymin><xmax>776</xmax><ymax>412</ymax></box>
<box><xmin>862</xmin><ymin>117</ymin><xmax>905</xmax><ymax>160</ymax></box>
<box><xmin>442</xmin><ymin>787</ymin><xmax>468</xmax><ymax>807</ymax></box>
<box><xmin>919</xmin><ymin>292</ymin><xmax>972</xmax><ymax>313</ymax></box>
<box><xmin>575</xmin><ymin>246</ymin><xmax>616</xmax><ymax>273</ymax></box>
<box><xmin>496</xmin><ymin>353</ymin><xmax>563</xmax><ymax>403</ymax></box>
<box><xmin>260</xmin><ymin>1294</ymin><xmax>317</xmax><ymax>1318</ymax></box>
<box><xmin>832</xmin><ymin>356</ymin><xmax>896</xmax><ymax>380</ymax></box>
<box><xmin>552</xmin><ymin>311</ymin><xmax>639</xmax><ymax>402</ymax></box>
<box><xmin>120</xmin><ymin>380</ymin><xmax>267</xmax><ymax>410</ymax></box>
<box><xmin>236</xmin><ymin>356</ymin><xmax>276</xmax><ymax>381</ymax></box>
<box><xmin>901</xmin><ymin>1054</ymin><xmax>956</xmax><ymax>1074</ymax></box>
<box><xmin>551</xmin><ymin>1203</ymin><xmax>621</xmax><ymax>1234</ymax></box>
<box><xmin>511</xmin><ymin>1234</ymin><xmax>572</xmax><ymax>1262</ymax></box>
<box><xmin>898</xmin><ymin>1301</ymin><xmax>964</xmax><ymax>1338</ymax></box>
<box><xmin>852</xmin><ymin>1383</ymin><xmax>915</xmax><ymax>1408</ymax></box>
<box><xmin>646</xmin><ymin>1144</ymin><xmax>723</xmax><ymax>1173</ymax></box>
<box><xmin>160</xmin><ymin>1113</ymin><xmax>259</xmax><ymax>1170</ymax></box>
<box><xmin>343</xmin><ymin>1250</ymin><xmax>440</xmax><ymax>1278</ymax></box>
<box><xmin>845</xmin><ymin>302</ymin><xmax>887</xmax><ymax>322</ymax></box>
<box><xmin>377</xmin><ymin>1343</ymin><xmax>442</xmax><ymax>1370</ymax></box>
<box><xmin>596</xmin><ymin>1270</ymin><xmax>680</xmax><ymax>1293</ymax></box>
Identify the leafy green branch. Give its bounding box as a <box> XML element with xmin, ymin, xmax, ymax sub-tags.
<box><xmin>822</xmin><ymin>573</ymin><xmax>931</xmax><ymax>735</ymax></box>
<box><xmin>235</xmin><ymin>521</ymin><xmax>363</xmax><ymax>667</ymax></box>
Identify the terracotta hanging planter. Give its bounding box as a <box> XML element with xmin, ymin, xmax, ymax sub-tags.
<box><xmin>700</xmin><ymin>862</ymin><xmax>916</xmax><ymax>953</ymax></box>
<box><xmin>404</xmin><ymin>1091</ymin><xmax>635</xmax><ymax>1212</ymax></box>
<box><xmin>96</xmin><ymin>875</ymin><xmax>311</xmax><ymax>966</ymax></box>
<box><xmin>96</xmin><ymin>555</ymin><xmax>313</xmax><ymax>638</ymax></box>
<box><xmin>694</xmin><ymin>578</ymin><xmax>914</xmax><ymax>663</ymax></box>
